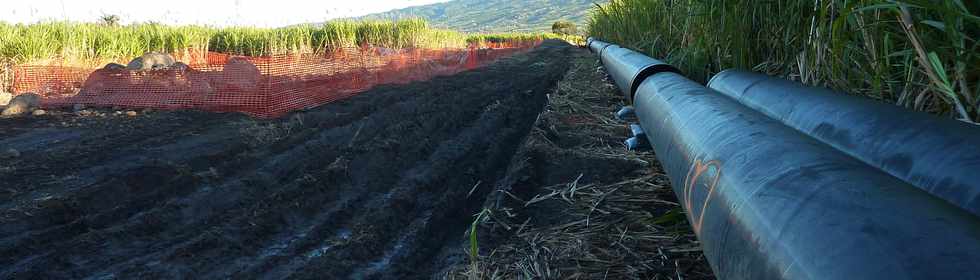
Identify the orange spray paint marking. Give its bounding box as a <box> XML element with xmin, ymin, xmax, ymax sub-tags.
<box><xmin>682</xmin><ymin>157</ymin><xmax>722</xmax><ymax>235</ymax></box>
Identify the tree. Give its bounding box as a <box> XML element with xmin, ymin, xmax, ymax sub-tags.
<box><xmin>100</xmin><ymin>14</ymin><xmax>121</xmax><ymax>26</ymax></box>
<box><xmin>551</xmin><ymin>20</ymin><xmax>577</xmax><ymax>36</ymax></box>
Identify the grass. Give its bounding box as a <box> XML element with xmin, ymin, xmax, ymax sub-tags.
<box><xmin>0</xmin><ymin>21</ymin><xmax>214</xmax><ymax>65</ymax></box>
<box><xmin>467</xmin><ymin>208</ymin><xmax>491</xmax><ymax>280</ymax></box>
<box><xmin>0</xmin><ymin>18</ymin><xmax>560</xmax><ymax>65</ymax></box>
<box><xmin>588</xmin><ymin>0</ymin><xmax>980</xmax><ymax>122</ymax></box>
<box><xmin>0</xmin><ymin>18</ymin><xmax>465</xmax><ymax>64</ymax></box>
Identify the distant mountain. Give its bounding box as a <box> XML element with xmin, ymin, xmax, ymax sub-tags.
<box><xmin>356</xmin><ymin>0</ymin><xmax>607</xmax><ymax>33</ymax></box>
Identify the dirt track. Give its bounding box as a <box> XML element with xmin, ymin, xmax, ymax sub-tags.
<box><xmin>0</xmin><ymin>41</ymin><xmax>573</xmax><ymax>279</ymax></box>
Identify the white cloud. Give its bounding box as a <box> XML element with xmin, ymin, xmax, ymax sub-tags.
<box><xmin>2</xmin><ymin>0</ymin><xmax>448</xmax><ymax>27</ymax></box>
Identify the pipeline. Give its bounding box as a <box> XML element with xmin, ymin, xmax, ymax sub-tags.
<box><xmin>708</xmin><ymin>70</ymin><xmax>980</xmax><ymax>216</ymax></box>
<box><xmin>586</xmin><ymin>38</ymin><xmax>679</xmax><ymax>102</ymax></box>
<box><xmin>586</xmin><ymin>38</ymin><xmax>613</xmax><ymax>57</ymax></box>
<box><xmin>586</xmin><ymin>37</ymin><xmax>980</xmax><ymax>279</ymax></box>
<box><xmin>598</xmin><ymin>45</ymin><xmax>679</xmax><ymax>102</ymax></box>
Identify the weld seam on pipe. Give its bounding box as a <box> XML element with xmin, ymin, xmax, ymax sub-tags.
<box><xmin>598</xmin><ymin>44</ymin><xmax>679</xmax><ymax>102</ymax></box>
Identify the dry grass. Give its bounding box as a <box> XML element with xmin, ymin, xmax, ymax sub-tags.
<box><xmin>1</xmin><ymin>59</ymin><xmax>11</xmax><ymax>93</ymax></box>
<box><xmin>445</xmin><ymin>50</ymin><xmax>713</xmax><ymax>279</ymax></box>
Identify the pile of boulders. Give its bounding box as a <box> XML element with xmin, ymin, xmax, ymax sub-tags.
<box><xmin>4</xmin><ymin>51</ymin><xmax>266</xmax><ymax>117</ymax></box>
<box><xmin>121</xmin><ymin>52</ymin><xmax>194</xmax><ymax>74</ymax></box>
<box><xmin>81</xmin><ymin>52</ymin><xmax>206</xmax><ymax>97</ymax></box>
<box><xmin>126</xmin><ymin>52</ymin><xmax>177</xmax><ymax>71</ymax></box>
<box><xmin>82</xmin><ymin>52</ymin><xmax>261</xmax><ymax>97</ymax></box>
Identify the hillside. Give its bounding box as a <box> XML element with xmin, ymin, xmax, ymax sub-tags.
<box><xmin>356</xmin><ymin>0</ymin><xmax>606</xmax><ymax>33</ymax></box>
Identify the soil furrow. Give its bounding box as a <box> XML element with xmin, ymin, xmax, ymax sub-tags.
<box><xmin>0</xmin><ymin>41</ymin><xmax>573</xmax><ymax>279</ymax></box>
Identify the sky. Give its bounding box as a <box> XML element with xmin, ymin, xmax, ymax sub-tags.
<box><xmin>2</xmin><ymin>0</ymin><xmax>449</xmax><ymax>27</ymax></box>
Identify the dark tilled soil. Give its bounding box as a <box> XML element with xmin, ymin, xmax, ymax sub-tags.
<box><xmin>0</xmin><ymin>42</ymin><xmax>572</xmax><ymax>279</ymax></box>
<box><xmin>0</xmin><ymin>41</ymin><xmax>714</xmax><ymax>280</ymax></box>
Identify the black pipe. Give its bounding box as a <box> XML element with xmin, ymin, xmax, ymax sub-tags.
<box><xmin>586</xmin><ymin>37</ymin><xmax>612</xmax><ymax>56</ymax></box>
<box><xmin>585</xmin><ymin>38</ymin><xmax>980</xmax><ymax>278</ymax></box>
<box><xmin>633</xmin><ymin>71</ymin><xmax>980</xmax><ymax>279</ymax></box>
<box><xmin>597</xmin><ymin>45</ymin><xmax>678</xmax><ymax>102</ymax></box>
<box><xmin>708</xmin><ymin>70</ymin><xmax>980</xmax><ymax>216</ymax></box>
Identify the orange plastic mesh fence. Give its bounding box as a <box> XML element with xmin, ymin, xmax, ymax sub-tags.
<box><xmin>12</xmin><ymin>40</ymin><xmax>541</xmax><ymax>118</ymax></box>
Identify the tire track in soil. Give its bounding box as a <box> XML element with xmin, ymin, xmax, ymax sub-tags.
<box><xmin>0</xmin><ymin>41</ymin><xmax>572</xmax><ymax>279</ymax></box>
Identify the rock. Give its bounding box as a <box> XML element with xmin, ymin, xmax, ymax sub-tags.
<box><xmin>189</xmin><ymin>73</ymin><xmax>214</xmax><ymax>95</ymax></box>
<box><xmin>1</xmin><ymin>93</ymin><xmax>41</xmax><ymax>116</ymax></box>
<box><xmin>103</xmin><ymin>63</ymin><xmax>127</xmax><ymax>70</ymax></box>
<box><xmin>171</xmin><ymin>62</ymin><xmax>191</xmax><ymax>72</ymax></box>
<box><xmin>1</xmin><ymin>149</ymin><xmax>20</xmax><ymax>159</ymax></box>
<box><xmin>32</xmin><ymin>109</ymin><xmax>46</xmax><ymax>116</ymax></box>
<box><xmin>222</xmin><ymin>57</ymin><xmax>261</xmax><ymax>93</ymax></box>
<box><xmin>80</xmin><ymin>66</ymin><xmax>132</xmax><ymax>96</ymax></box>
<box><xmin>127</xmin><ymin>52</ymin><xmax>176</xmax><ymax>71</ymax></box>
<box><xmin>127</xmin><ymin>57</ymin><xmax>145</xmax><ymax>70</ymax></box>
<box><xmin>76</xmin><ymin>109</ymin><xmax>93</xmax><ymax>116</ymax></box>
<box><xmin>73</xmin><ymin>104</ymin><xmax>86</xmax><ymax>112</ymax></box>
<box><xmin>126</xmin><ymin>111</ymin><xmax>138</xmax><ymax>117</ymax></box>
<box><xmin>0</xmin><ymin>92</ymin><xmax>12</xmax><ymax>106</ymax></box>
